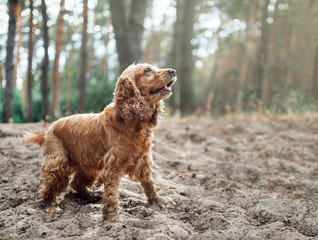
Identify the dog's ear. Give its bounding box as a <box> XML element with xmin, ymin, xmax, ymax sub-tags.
<box><xmin>114</xmin><ymin>75</ymin><xmax>151</xmax><ymax>125</ymax></box>
<box><xmin>150</xmin><ymin>100</ymin><xmax>164</xmax><ymax>127</ymax></box>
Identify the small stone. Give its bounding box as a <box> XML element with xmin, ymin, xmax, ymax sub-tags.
<box><xmin>168</xmin><ymin>225</ymin><xmax>190</xmax><ymax>239</ymax></box>
<box><xmin>2</xmin><ymin>177</ymin><xmax>8</xmax><ymax>183</ymax></box>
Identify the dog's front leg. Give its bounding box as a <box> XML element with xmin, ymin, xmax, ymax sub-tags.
<box><xmin>137</xmin><ymin>154</ymin><xmax>167</xmax><ymax>208</ymax></box>
<box><xmin>101</xmin><ymin>155</ymin><xmax>122</xmax><ymax>221</ymax></box>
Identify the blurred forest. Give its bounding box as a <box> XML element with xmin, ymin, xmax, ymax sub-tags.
<box><xmin>0</xmin><ymin>0</ymin><xmax>318</xmax><ymax>123</ymax></box>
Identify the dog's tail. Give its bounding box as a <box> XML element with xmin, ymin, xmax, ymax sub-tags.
<box><xmin>24</xmin><ymin>131</ymin><xmax>46</xmax><ymax>147</ymax></box>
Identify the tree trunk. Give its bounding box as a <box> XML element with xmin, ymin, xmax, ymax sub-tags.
<box><xmin>50</xmin><ymin>0</ymin><xmax>65</xmax><ymax>119</ymax></box>
<box><xmin>128</xmin><ymin>0</ymin><xmax>146</xmax><ymax>62</ymax></box>
<box><xmin>109</xmin><ymin>0</ymin><xmax>147</xmax><ymax>73</ymax></box>
<box><xmin>311</xmin><ymin>46</ymin><xmax>318</xmax><ymax>100</ymax></box>
<box><xmin>41</xmin><ymin>0</ymin><xmax>49</xmax><ymax>121</ymax></box>
<box><xmin>310</xmin><ymin>0</ymin><xmax>318</xmax><ymax>101</ymax></box>
<box><xmin>0</xmin><ymin>64</ymin><xmax>2</xmax><ymax>86</ymax></box>
<box><xmin>79</xmin><ymin>0</ymin><xmax>88</xmax><ymax>113</ymax></box>
<box><xmin>263</xmin><ymin>0</ymin><xmax>280</xmax><ymax>107</ymax></box>
<box><xmin>236</xmin><ymin>1</ymin><xmax>256</xmax><ymax>111</ymax></box>
<box><xmin>2</xmin><ymin>0</ymin><xmax>18</xmax><ymax>123</ymax></box>
<box><xmin>179</xmin><ymin>0</ymin><xmax>196</xmax><ymax>115</ymax></box>
<box><xmin>26</xmin><ymin>0</ymin><xmax>34</xmax><ymax>122</ymax></box>
<box><xmin>254</xmin><ymin>0</ymin><xmax>270</xmax><ymax>102</ymax></box>
<box><xmin>168</xmin><ymin>0</ymin><xmax>183</xmax><ymax>111</ymax></box>
<box><xmin>13</xmin><ymin>4</ymin><xmax>21</xmax><ymax>87</ymax></box>
<box><xmin>66</xmin><ymin>38</ymin><xmax>74</xmax><ymax>115</ymax></box>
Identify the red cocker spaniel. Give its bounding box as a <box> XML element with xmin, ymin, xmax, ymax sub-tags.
<box><xmin>25</xmin><ymin>63</ymin><xmax>176</xmax><ymax>221</ymax></box>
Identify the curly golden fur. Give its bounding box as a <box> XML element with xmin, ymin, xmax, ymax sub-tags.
<box><xmin>25</xmin><ymin>63</ymin><xmax>176</xmax><ymax>220</ymax></box>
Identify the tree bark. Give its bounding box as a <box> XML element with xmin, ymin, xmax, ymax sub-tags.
<box><xmin>311</xmin><ymin>47</ymin><xmax>318</xmax><ymax>100</ymax></box>
<box><xmin>109</xmin><ymin>0</ymin><xmax>147</xmax><ymax>73</ymax></box>
<box><xmin>66</xmin><ymin>37</ymin><xmax>74</xmax><ymax>115</ymax></box>
<box><xmin>235</xmin><ymin>1</ymin><xmax>256</xmax><ymax>111</ymax></box>
<box><xmin>310</xmin><ymin>0</ymin><xmax>318</xmax><ymax>101</ymax></box>
<box><xmin>0</xmin><ymin>64</ymin><xmax>2</xmax><ymax>87</ymax></box>
<box><xmin>79</xmin><ymin>0</ymin><xmax>88</xmax><ymax>113</ymax></box>
<box><xmin>13</xmin><ymin>4</ymin><xmax>21</xmax><ymax>87</ymax></box>
<box><xmin>26</xmin><ymin>0</ymin><xmax>34</xmax><ymax>122</ymax></box>
<box><xmin>50</xmin><ymin>0</ymin><xmax>65</xmax><ymax>119</ymax></box>
<box><xmin>128</xmin><ymin>0</ymin><xmax>146</xmax><ymax>62</ymax></box>
<box><xmin>179</xmin><ymin>0</ymin><xmax>196</xmax><ymax>115</ymax></box>
<box><xmin>2</xmin><ymin>0</ymin><xmax>18</xmax><ymax>123</ymax></box>
<box><xmin>168</xmin><ymin>0</ymin><xmax>183</xmax><ymax>111</ymax></box>
<box><xmin>40</xmin><ymin>0</ymin><xmax>49</xmax><ymax>121</ymax></box>
<box><xmin>254</xmin><ymin>0</ymin><xmax>270</xmax><ymax>102</ymax></box>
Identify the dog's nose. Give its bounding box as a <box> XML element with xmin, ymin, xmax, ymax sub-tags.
<box><xmin>168</xmin><ymin>69</ymin><xmax>176</xmax><ymax>77</ymax></box>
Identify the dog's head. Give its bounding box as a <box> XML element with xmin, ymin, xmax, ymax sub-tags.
<box><xmin>113</xmin><ymin>63</ymin><xmax>177</xmax><ymax>125</ymax></box>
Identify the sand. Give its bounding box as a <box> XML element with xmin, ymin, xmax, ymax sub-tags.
<box><xmin>0</xmin><ymin>115</ymin><xmax>318</xmax><ymax>239</ymax></box>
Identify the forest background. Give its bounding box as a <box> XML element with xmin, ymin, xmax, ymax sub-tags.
<box><xmin>0</xmin><ymin>0</ymin><xmax>318</xmax><ymax>123</ymax></box>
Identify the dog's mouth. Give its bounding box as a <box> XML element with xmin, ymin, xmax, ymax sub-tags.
<box><xmin>150</xmin><ymin>79</ymin><xmax>176</xmax><ymax>95</ymax></box>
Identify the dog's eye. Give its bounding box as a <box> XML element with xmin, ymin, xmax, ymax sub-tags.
<box><xmin>144</xmin><ymin>68</ymin><xmax>151</xmax><ymax>73</ymax></box>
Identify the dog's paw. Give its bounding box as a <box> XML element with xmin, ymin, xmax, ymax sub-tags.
<box><xmin>149</xmin><ymin>196</ymin><xmax>175</xmax><ymax>209</ymax></box>
<box><xmin>102</xmin><ymin>211</ymin><xmax>121</xmax><ymax>222</ymax></box>
<box><xmin>102</xmin><ymin>205</ymin><xmax>121</xmax><ymax>222</ymax></box>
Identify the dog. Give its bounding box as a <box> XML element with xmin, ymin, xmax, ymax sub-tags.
<box><xmin>25</xmin><ymin>63</ymin><xmax>176</xmax><ymax>221</ymax></box>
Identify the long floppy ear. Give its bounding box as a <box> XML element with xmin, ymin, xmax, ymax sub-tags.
<box><xmin>150</xmin><ymin>100</ymin><xmax>164</xmax><ymax>127</ymax></box>
<box><xmin>114</xmin><ymin>76</ymin><xmax>152</xmax><ymax>125</ymax></box>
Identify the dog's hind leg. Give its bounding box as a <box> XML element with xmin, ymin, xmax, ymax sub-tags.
<box><xmin>40</xmin><ymin>134</ymin><xmax>72</xmax><ymax>205</ymax></box>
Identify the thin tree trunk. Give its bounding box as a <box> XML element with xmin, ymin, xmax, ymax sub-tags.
<box><xmin>2</xmin><ymin>0</ymin><xmax>18</xmax><ymax>123</ymax></box>
<box><xmin>168</xmin><ymin>0</ymin><xmax>183</xmax><ymax>111</ymax></box>
<box><xmin>66</xmin><ymin>45</ymin><xmax>74</xmax><ymax>115</ymax></box>
<box><xmin>13</xmin><ymin>4</ymin><xmax>21</xmax><ymax>87</ymax></box>
<box><xmin>86</xmin><ymin>42</ymin><xmax>94</xmax><ymax>79</ymax></box>
<box><xmin>22</xmin><ymin>77</ymin><xmax>26</xmax><ymax>114</ymax></box>
<box><xmin>79</xmin><ymin>0</ymin><xmax>88</xmax><ymax>113</ymax></box>
<box><xmin>311</xmin><ymin>46</ymin><xmax>318</xmax><ymax>100</ymax></box>
<box><xmin>236</xmin><ymin>1</ymin><xmax>256</xmax><ymax>111</ymax></box>
<box><xmin>0</xmin><ymin>64</ymin><xmax>2</xmax><ymax>86</ymax></box>
<box><xmin>41</xmin><ymin>0</ymin><xmax>49</xmax><ymax>121</ymax></box>
<box><xmin>50</xmin><ymin>0</ymin><xmax>65</xmax><ymax>119</ymax></box>
<box><xmin>109</xmin><ymin>0</ymin><xmax>147</xmax><ymax>73</ymax></box>
<box><xmin>263</xmin><ymin>0</ymin><xmax>280</xmax><ymax>107</ymax></box>
<box><xmin>179</xmin><ymin>0</ymin><xmax>196</xmax><ymax>115</ymax></box>
<box><xmin>254</xmin><ymin>0</ymin><xmax>270</xmax><ymax>102</ymax></box>
<box><xmin>66</xmin><ymin>37</ymin><xmax>74</xmax><ymax>115</ymax></box>
<box><xmin>310</xmin><ymin>0</ymin><xmax>318</xmax><ymax>101</ymax></box>
<box><xmin>26</xmin><ymin>0</ymin><xmax>34</xmax><ymax>122</ymax></box>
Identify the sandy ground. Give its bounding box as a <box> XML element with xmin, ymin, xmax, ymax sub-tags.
<box><xmin>0</xmin><ymin>115</ymin><xmax>318</xmax><ymax>239</ymax></box>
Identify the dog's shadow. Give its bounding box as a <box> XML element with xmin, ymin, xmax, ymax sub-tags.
<box><xmin>63</xmin><ymin>191</ymin><xmax>103</xmax><ymax>205</ymax></box>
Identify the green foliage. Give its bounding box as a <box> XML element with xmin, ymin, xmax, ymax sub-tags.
<box><xmin>0</xmin><ymin>70</ymin><xmax>116</xmax><ymax>123</ymax></box>
<box><xmin>58</xmin><ymin>74</ymin><xmax>116</xmax><ymax>116</ymax></box>
<box><xmin>224</xmin><ymin>68</ymin><xmax>240</xmax><ymax>79</ymax></box>
<box><xmin>286</xmin><ymin>89</ymin><xmax>318</xmax><ymax>113</ymax></box>
<box><xmin>12</xmin><ymin>89</ymin><xmax>24</xmax><ymax>123</ymax></box>
<box><xmin>86</xmin><ymin>78</ymin><xmax>116</xmax><ymax>113</ymax></box>
<box><xmin>1</xmin><ymin>0</ymin><xmax>318</xmax><ymax>121</ymax></box>
<box><xmin>0</xmin><ymin>87</ymin><xmax>3</xmax><ymax>117</ymax></box>
<box><xmin>0</xmin><ymin>88</ymin><xmax>24</xmax><ymax>123</ymax></box>
<box><xmin>225</xmin><ymin>0</ymin><xmax>243</xmax><ymax>18</ymax></box>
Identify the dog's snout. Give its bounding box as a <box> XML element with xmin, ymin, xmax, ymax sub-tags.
<box><xmin>168</xmin><ymin>69</ymin><xmax>176</xmax><ymax>77</ymax></box>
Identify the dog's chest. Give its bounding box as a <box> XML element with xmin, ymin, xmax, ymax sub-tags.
<box><xmin>128</xmin><ymin>129</ymin><xmax>153</xmax><ymax>156</ymax></box>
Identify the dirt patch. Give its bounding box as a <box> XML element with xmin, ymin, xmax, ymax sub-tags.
<box><xmin>1</xmin><ymin>116</ymin><xmax>318</xmax><ymax>239</ymax></box>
